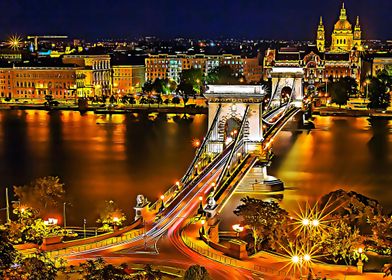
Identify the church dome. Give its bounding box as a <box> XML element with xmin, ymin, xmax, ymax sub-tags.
<box><xmin>334</xmin><ymin>19</ymin><xmax>352</xmax><ymax>31</ymax></box>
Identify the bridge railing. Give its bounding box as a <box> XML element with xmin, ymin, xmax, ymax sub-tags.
<box><xmin>181</xmin><ymin>230</ymin><xmax>296</xmax><ymax>279</ymax></box>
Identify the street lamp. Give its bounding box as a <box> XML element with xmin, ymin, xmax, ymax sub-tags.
<box><xmin>302</xmin><ymin>218</ymin><xmax>310</xmax><ymax>226</ymax></box>
<box><xmin>232</xmin><ymin>224</ymin><xmax>244</xmax><ymax>237</ymax></box>
<box><xmin>63</xmin><ymin>202</ymin><xmax>67</xmax><ymax>229</ymax></box>
<box><xmin>159</xmin><ymin>195</ymin><xmax>165</xmax><ymax>212</ymax></box>
<box><xmin>364</xmin><ymin>79</ymin><xmax>370</xmax><ymax>101</ymax></box>
<box><xmin>357</xmin><ymin>247</ymin><xmax>364</xmax><ymax>273</ymax></box>
<box><xmin>83</xmin><ymin>218</ymin><xmax>87</xmax><ymax>239</ymax></box>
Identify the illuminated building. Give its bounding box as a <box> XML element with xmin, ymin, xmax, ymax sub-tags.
<box><xmin>111</xmin><ymin>54</ymin><xmax>145</xmax><ymax>95</ymax></box>
<box><xmin>317</xmin><ymin>3</ymin><xmax>363</xmax><ymax>53</ymax></box>
<box><xmin>263</xmin><ymin>3</ymin><xmax>364</xmax><ymax>88</ymax></box>
<box><xmin>112</xmin><ymin>65</ymin><xmax>145</xmax><ymax>95</ymax></box>
<box><xmin>0</xmin><ymin>68</ymin><xmax>12</xmax><ymax>98</ymax></box>
<box><xmin>11</xmin><ymin>66</ymin><xmax>77</xmax><ymax>100</ymax></box>
<box><xmin>263</xmin><ymin>46</ymin><xmax>361</xmax><ymax>88</ymax></box>
<box><xmin>62</xmin><ymin>54</ymin><xmax>111</xmax><ymax>96</ymax></box>
<box><xmin>371</xmin><ymin>56</ymin><xmax>392</xmax><ymax>76</ymax></box>
<box><xmin>0</xmin><ymin>62</ymin><xmax>78</xmax><ymax>100</ymax></box>
<box><xmin>145</xmin><ymin>54</ymin><xmax>261</xmax><ymax>84</ymax></box>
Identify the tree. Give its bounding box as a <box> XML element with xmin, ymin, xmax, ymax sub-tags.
<box><xmin>141</xmin><ymin>264</ymin><xmax>162</xmax><ymax>280</ymax></box>
<box><xmin>6</xmin><ymin>207</ymin><xmax>62</xmax><ymax>244</ymax></box>
<box><xmin>319</xmin><ymin>189</ymin><xmax>383</xmax><ymax>230</ymax></box>
<box><xmin>78</xmin><ymin>257</ymin><xmax>132</xmax><ymax>280</ymax></box>
<box><xmin>142</xmin><ymin>80</ymin><xmax>154</xmax><ymax>93</ymax></box>
<box><xmin>320</xmin><ymin>219</ymin><xmax>362</xmax><ymax>265</ymax></box>
<box><xmin>368</xmin><ymin>72</ymin><xmax>391</xmax><ymax>109</ymax></box>
<box><xmin>0</xmin><ymin>228</ymin><xmax>18</xmax><ymax>273</ymax></box>
<box><xmin>4</xmin><ymin>253</ymin><xmax>61</xmax><ymax>280</ymax></box>
<box><xmin>329</xmin><ymin>78</ymin><xmax>352</xmax><ymax>108</ymax></box>
<box><xmin>13</xmin><ymin>176</ymin><xmax>65</xmax><ymax>216</ymax></box>
<box><xmin>234</xmin><ymin>196</ymin><xmax>289</xmax><ymax>254</ymax></box>
<box><xmin>96</xmin><ymin>200</ymin><xmax>126</xmax><ymax>231</ymax></box>
<box><xmin>206</xmin><ymin>65</ymin><xmax>244</xmax><ymax>85</ymax></box>
<box><xmin>171</xmin><ymin>96</ymin><xmax>181</xmax><ymax>105</ymax></box>
<box><xmin>369</xmin><ymin>215</ymin><xmax>392</xmax><ymax>254</ymax></box>
<box><xmin>152</xmin><ymin>78</ymin><xmax>165</xmax><ymax>94</ymax></box>
<box><xmin>184</xmin><ymin>265</ymin><xmax>210</xmax><ymax>280</ymax></box>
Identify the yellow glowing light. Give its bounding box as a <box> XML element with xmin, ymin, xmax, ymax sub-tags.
<box><xmin>113</xmin><ymin>216</ymin><xmax>119</xmax><ymax>222</ymax></box>
<box><xmin>302</xmin><ymin>218</ymin><xmax>310</xmax><ymax>226</ymax></box>
<box><xmin>358</xmin><ymin>247</ymin><xmax>363</xmax><ymax>254</ymax></box>
<box><xmin>304</xmin><ymin>254</ymin><xmax>311</xmax><ymax>262</ymax></box>
<box><xmin>201</xmin><ymin>220</ymin><xmax>205</xmax><ymax>225</ymax></box>
<box><xmin>160</xmin><ymin>195</ymin><xmax>165</xmax><ymax>200</ymax></box>
<box><xmin>175</xmin><ymin>181</ymin><xmax>180</xmax><ymax>186</ymax></box>
<box><xmin>312</xmin><ymin>219</ymin><xmax>319</xmax><ymax>227</ymax></box>
<box><xmin>232</xmin><ymin>224</ymin><xmax>244</xmax><ymax>232</ymax></box>
<box><xmin>8</xmin><ymin>35</ymin><xmax>22</xmax><ymax>51</ymax></box>
<box><xmin>199</xmin><ymin>196</ymin><xmax>203</xmax><ymax>201</ymax></box>
<box><xmin>192</xmin><ymin>138</ymin><xmax>201</xmax><ymax>148</ymax></box>
<box><xmin>292</xmin><ymin>255</ymin><xmax>300</xmax><ymax>263</ymax></box>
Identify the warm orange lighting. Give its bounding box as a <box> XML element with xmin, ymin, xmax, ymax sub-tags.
<box><xmin>160</xmin><ymin>195</ymin><xmax>165</xmax><ymax>200</ymax></box>
<box><xmin>302</xmin><ymin>218</ymin><xmax>310</xmax><ymax>226</ymax></box>
<box><xmin>113</xmin><ymin>216</ymin><xmax>119</xmax><ymax>222</ymax></box>
<box><xmin>199</xmin><ymin>196</ymin><xmax>203</xmax><ymax>201</ymax></box>
<box><xmin>232</xmin><ymin>224</ymin><xmax>244</xmax><ymax>233</ymax></box>
<box><xmin>292</xmin><ymin>255</ymin><xmax>300</xmax><ymax>264</ymax></box>
<box><xmin>201</xmin><ymin>220</ymin><xmax>205</xmax><ymax>225</ymax></box>
<box><xmin>192</xmin><ymin>138</ymin><xmax>201</xmax><ymax>148</ymax></box>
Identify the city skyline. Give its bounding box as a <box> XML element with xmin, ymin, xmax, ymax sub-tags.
<box><xmin>0</xmin><ymin>0</ymin><xmax>391</xmax><ymax>40</ymax></box>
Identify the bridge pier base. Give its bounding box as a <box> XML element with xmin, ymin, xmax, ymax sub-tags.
<box><xmin>235</xmin><ymin>163</ymin><xmax>284</xmax><ymax>193</ymax></box>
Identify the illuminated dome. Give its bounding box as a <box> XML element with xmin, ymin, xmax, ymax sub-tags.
<box><xmin>334</xmin><ymin>19</ymin><xmax>352</xmax><ymax>31</ymax></box>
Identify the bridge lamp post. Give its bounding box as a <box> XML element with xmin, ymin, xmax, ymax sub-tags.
<box><xmin>200</xmin><ymin>219</ymin><xmax>206</xmax><ymax>234</ymax></box>
<box><xmin>232</xmin><ymin>224</ymin><xmax>244</xmax><ymax>237</ymax></box>
<box><xmin>159</xmin><ymin>195</ymin><xmax>165</xmax><ymax>212</ymax></box>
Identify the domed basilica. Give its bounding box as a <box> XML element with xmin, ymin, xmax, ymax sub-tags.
<box><xmin>317</xmin><ymin>3</ymin><xmax>363</xmax><ymax>53</ymax></box>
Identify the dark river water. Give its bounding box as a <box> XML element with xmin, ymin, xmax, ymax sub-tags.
<box><xmin>0</xmin><ymin>110</ymin><xmax>391</xmax><ymax>228</ymax></box>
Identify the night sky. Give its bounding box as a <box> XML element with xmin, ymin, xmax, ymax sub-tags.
<box><xmin>1</xmin><ymin>0</ymin><xmax>391</xmax><ymax>40</ymax></box>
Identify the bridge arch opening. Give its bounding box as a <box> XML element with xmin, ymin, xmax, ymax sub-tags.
<box><xmin>224</xmin><ymin>117</ymin><xmax>240</xmax><ymax>143</ymax></box>
<box><xmin>218</xmin><ymin>115</ymin><xmax>250</xmax><ymax>145</ymax></box>
<box><xmin>280</xmin><ymin>86</ymin><xmax>292</xmax><ymax>103</ymax></box>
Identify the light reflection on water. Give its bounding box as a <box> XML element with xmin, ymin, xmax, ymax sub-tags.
<box><xmin>0</xmin><ymin>110</ymin><xmax>391</xmax><ymax>228</ymax></box>
<box><xmin>219</xmin><ymin>116</ymin><xmax>392</xmax><ymax>229</ymax></box>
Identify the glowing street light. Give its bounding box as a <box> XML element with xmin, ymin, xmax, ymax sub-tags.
<box><xmin>302</xmin><ymin>218</ymin><xmax>310</xmax><ymax>226</ymax></box>
<box><xmin>192</xmin><ymin>138</ymin><xmax>201</xmax><ymax>148</ymax></box>
<box><xmin>232</xmin><ymin>224</ymin><xmax>244</xmax><ymax>237</ymax></box>
<box><xmin>292</xmin><ymin>255</ymin><xmax>300</xmax><ymax>264</ymax></box>
<box><xmin>311</xmin><ymin>219</ymin><xmax>319</xmax><ymax>227</ymax></box>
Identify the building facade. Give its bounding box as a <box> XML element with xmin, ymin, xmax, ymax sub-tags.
<box><xmin>0</xmin><ymin>65</ymin><xmax>78</xmax><ymax>100</ymax></box>
<box><xmin>145</xmin><ymin>54</ymin><xmax>261</xmax><ymax>84</ymax></box>
<box><xmin>317</xmin><ymin>3</ymin><xmax>363</xmax><ymax>53</ymax></box>
<box><xmin>62</xmin><ymin>54</ymin><xmax>111</xmax><ymax>96</ymax></box>
<box><xmin>112</xmin><ymin>65</ymin><xmax>145</xmax><ymax>95</ymax></box>
<box><xmin>263</xmin><ymin>46</ymin><xmax>361</xmax><ymax>87</ymax></box>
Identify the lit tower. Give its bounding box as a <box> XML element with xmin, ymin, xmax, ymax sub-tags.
<box><xmin>353</xmin><ymin>16</ymin><xmax>362</xmax><ymax>50</ymax></box>
<box><xmin>316</xmin><ymin>16</ymin><xmax>325</xmax><ymax>52</ymax></box>
<box><xmin>331</xmin><ymin>2</ymin><xmax>353</xmax><ymax>52</ymax></box>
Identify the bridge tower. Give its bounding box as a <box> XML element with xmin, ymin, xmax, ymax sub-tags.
<box><xmin>203</xmin><ymin>85</ymin><xmax>266</xmax><ymax>155</ymax></box>
<box><xmin>270</xmin><ymin>67</ymin><xmax>304</xmax><ymax>107</ymax></box>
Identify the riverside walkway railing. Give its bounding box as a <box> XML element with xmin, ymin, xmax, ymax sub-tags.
<box><xmin>44</xmin><ymin>228</ymin><xmax>145</xmax><ymax>258</ymax></box>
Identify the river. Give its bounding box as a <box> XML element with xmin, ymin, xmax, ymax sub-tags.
<box><xmin>0</xmin><ymin>110</ymin><xmax>391</xmax><ymax>228</ymax></box>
